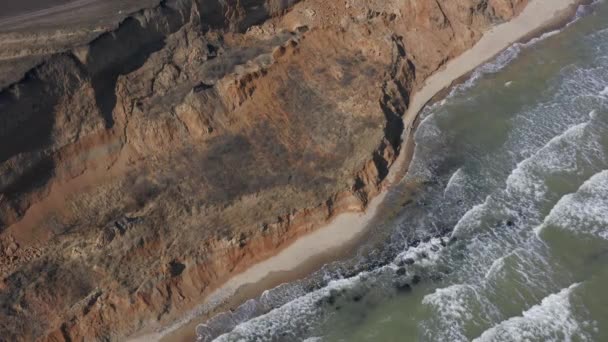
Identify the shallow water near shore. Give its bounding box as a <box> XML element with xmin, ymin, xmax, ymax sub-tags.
<box><xmin>201</xmin><ymin>2</ymin><xmax>608</xmax><ymax>341</ymax></box>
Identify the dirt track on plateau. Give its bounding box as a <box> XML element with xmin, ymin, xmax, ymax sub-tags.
<box><xmin>0</xmin><ymin>0</ymin><xmax>158</xmax><ymax>32</ymax></box>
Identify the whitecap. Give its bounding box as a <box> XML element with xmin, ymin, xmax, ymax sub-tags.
<box><xmin>444</xmin><ymin>167</ymin><xmax>465</xmax><ymax>197</ymax></box>
<box><xmin>535</xmin><ymin>170</ymin><xmax>608</xmax><ymax>239</ymax></box>
<box><xmin>504</xmin><ymin>121</ymin><xmax>591</xmax><ymax>202</ymax></box>
<box><xmin>451</xmin><ymin>119</ymin><xmax>592</xmax><ymax>239</ymax></box>
<box><xmin>483</xmin><ymin>250</ymin><xmax>511</xmax><ymax>281</ymax></box>
<box><xmin>214</xmin><ymin>276</ymin><xmax>362</xmax><ymax>341</ymax></box>
<box><xmin>421</xmin><ymin>284</ymin><xmax>480</xmax><ymax>340</ymax></box>
<box><xmin>303</xmin><ymin>337</ymin><xmax>323</xmax><ymax>342</ymax></box>
<box><xmin>473</xmin><ymin>283</ymin><xmax>589</xmax><ymax>342</ymax></box>
<box><xmin>395</xmin><ymin>237</ymin><xmax>446</xmax><ymax>267</ymax></box>
<box><xmin>450</xmin><ymin>199</ymin><xmax>489</xmax><ymax>238</ymax></box>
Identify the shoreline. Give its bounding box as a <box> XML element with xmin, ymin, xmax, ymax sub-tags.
<box><xmin>143</xmin><ymin>0</ymin><xmax>584</xmax><ymax>341</ymax></box>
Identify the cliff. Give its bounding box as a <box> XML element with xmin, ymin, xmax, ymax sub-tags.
<box><xmin>0</xmin><ymin>0</ymin><xmax>526</xmax><ymax>340</ymax></box>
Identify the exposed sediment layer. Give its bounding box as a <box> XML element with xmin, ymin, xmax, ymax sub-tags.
<box><xmin>0</xmin><ymin>0</ymin><xmax>530</xmax><ymax>340</ymax></box>
<box><xmin>162</xmin><ymin>1</ymin><xmax>585</xmax><ymax>340</ymax></box>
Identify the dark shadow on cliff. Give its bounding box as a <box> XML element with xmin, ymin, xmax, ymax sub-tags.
<box><xmin>87</xmin><ymin>16</ymin><xmax>170</xmax><ymax>128</ymax></box>
<box><xmin>0</xmin><ymin>71</ymin><xmax>57</xmax><ymax>164</ymax></box>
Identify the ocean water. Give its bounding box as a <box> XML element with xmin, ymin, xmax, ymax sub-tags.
<box><xmin>200</xmin><ymin>1</ymin><xmax>608</xmax><ymax>341</ymax></box>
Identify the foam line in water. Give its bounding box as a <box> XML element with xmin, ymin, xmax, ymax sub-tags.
<box><xmin>442</xmin><ymin>0</ymin><xmax>601</xmax><ymax>101</ymax></box>
<box><xmin>302</xmin><ymin>338</ymin><xmax>323</xmax><ymax>342</ymax></box>
<box><xmin>212</xmin><ymin>275</ymin><xmax>364</xmax><ymax>341</ymax></box>
<box><xmin>482</xmin><ymin>248</ymin><xmax>522</xmax><ymax>281</ymax></box>
<box><xmin>446</xmin><ymin>29</ymin><xmax>561</xmax><ymax>98</ymax></box>
<box><xmin>420</xmin><ymin>112</ymin><xmax>608</xmax><ymax>340</ymax></box>
<box><xmin>472</xmin><ymin>283</ymin><xmax>588</xmax><ymax>342</ymax></box>
<box><xmin>589</xmin><ymin>110</ymin><xmax>597</xmax><ymax>119</ymax></box>
<box><xmin>444</xmin><ymin>167</ymin><xmax>465</xmax><ymax>197</ymax></box>
<box><xmin>503</xmin><ymin>121</ymin><xmax>590</xmax><ymax>199</ymax></box>
<box><xmin>421</xmin><ymin>283</ymin><xmax>488</xmax><ymax>341</ymax></box>
<box><xmin>394</xmin><ymin>237</ymin><xmax>447</xmax><ymax>267</ymax></box>
<box><xmin>450</xmin><ymin>199</ymin><xmax>489</xmax><ymax>238</ymax></box>
<box><xmin>451</xmin><ymin>119</ymin><xmax>593</xmax><ymax>239</ymax></box>
<box><xmin>535</xmin><ymin>169</ymin><xmax>608</xmax><ymax>239</ymax></box>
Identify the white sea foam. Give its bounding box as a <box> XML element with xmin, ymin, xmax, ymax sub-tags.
<box><xmin>431</xmin><ymin>113</ymin><xmax>608</xmax><ymax>341</ymax></box>
<box><xmin>589</xmin><ymin>109</ymin><xmax>597</xmax><ymax>119</ymax></box>
<box><xmin>451</xmin><ymin>199</ymin><xmax>489</xmax><ymax>238</ymax></box>
<box><xmin>406</xmin><ymin>112</ymin><xmax>446</xmax><ymax>181</ymax></box>
<box><xmin>448</xmin><ymin>0</ymin><xmax>603</xmax><ymax>99</ymax></box>
<box><xmin>395</xmin><ymin>237</ymin><xmax>446</xmax><ymax>267</ymax></box>
<box><xmin>418</xmin><ymin>6</ymin><xmax>607</xmax><ymax>342</ymax></box>
<box><xmin>453</xmin><ymin>115</ymin><xmax>607</xmax><ymax>280</ymax></box>
<box><xmin>302</xmin><ymin>337</ymin><xmax>323</xmax><ymax>342</ymax></box>
<box><xmin>535</xmin><ymin>170</ymin><xmax>608</xmax><ymax>239</ymax></box>
<box><xmin>415</xmin><ymin>112</ymin><xmax>442</xmax><ymax>142</ymax></box>
<box><xmin>450</xmin><ymin>118</ymin><xmax>595</xmax><ymax>239</ymax></box>
<box><xmin>473</xmin><ymin>283</ymin><xmax>589</xmax><ymax>342</ymax></box>
<box><xmin>422</xmin><ymin>284</ymin><xmax>479</xmax><ymax>340</ymax></box>
<box><xmin>214</xmin><ymin>276</ymin><xmax>361</xmax><ymax>341</ymax></box>
<box><xmin>444</xmin><ymin>167</ymin><xmax>466</xmax><ymax>197</ymax></box>
<box><xmin>504</xmin><ymin>121</ymin><xmax>590</xmax><ymax>202</ymax></box>
<box><xmin>446</xmin><ymin>28</ymin><xmax>564</xmax><ymax>98</ymax></box>
<box><xmin>483</xmin><ymin>250</ymin><xmax>511</xmax><ymax>281</ymax></box>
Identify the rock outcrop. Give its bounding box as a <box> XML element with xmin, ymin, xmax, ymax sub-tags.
<box><xmin>0</xmin><ymin>0</ymin><xmax>526</xmax><ymax>340</ymax></box>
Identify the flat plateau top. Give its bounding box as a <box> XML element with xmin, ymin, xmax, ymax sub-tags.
<box><xmin>1</xmin><ymin>0</ymin><xmax>75</xmax><ymax>19</ymax></box>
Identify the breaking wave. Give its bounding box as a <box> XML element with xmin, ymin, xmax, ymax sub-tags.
<box><xmin>473</xmin><ymin>283</ymin><xmax>592</xmax><ymax>342</ymax></box>
<box><xmin>194</xmin><ymin>3</ymin><xmax>608</xmax><ymax>341</ymax></box>
<box><xmin>536</xmin><ymin>169</ymin><xmax>608</xmax><ymax>239</ymax></box>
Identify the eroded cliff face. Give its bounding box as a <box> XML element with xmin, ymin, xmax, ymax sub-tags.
<box><xmin>0</xmin><ymin>0</ymin><xmax>526</xmax><ymax>340</ymax></box>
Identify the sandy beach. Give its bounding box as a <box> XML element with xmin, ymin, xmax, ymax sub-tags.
<box><xmin>136</xmin><ymin>0</ymin><xmax>584</xmax><ymax>340</ymax></box>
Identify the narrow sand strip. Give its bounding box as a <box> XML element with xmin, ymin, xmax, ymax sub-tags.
<box><xmin>402</xmin><ymin>0</ymin><xmax>582</xmax><ymax>131</ymax></box>
<box><xmin>135</xmin><ymin>0</ymin><xmax>582</xmax><ymax>340</ymax></box>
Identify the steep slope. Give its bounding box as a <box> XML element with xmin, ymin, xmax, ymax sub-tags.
<box><xmin>0</xmin><ymin>0</ymin><xmax>526</xmax><ymax>340</ymax></box>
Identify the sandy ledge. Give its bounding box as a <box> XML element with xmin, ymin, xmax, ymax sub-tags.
<box><xmin>134</xmin><ymin>0</ymin><xmax>584</xmax><ymax>340</ymax></box>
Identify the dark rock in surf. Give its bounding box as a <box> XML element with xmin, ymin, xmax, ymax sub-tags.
<box><xmin>394</xmin><ymin>279</ymin><xmax>412</xmax><ymax>292</ymax></box>
<box><xmin>403</xmin><ymin>258</ymin><xmax>415</xmax><ymax>265</ymax></box>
